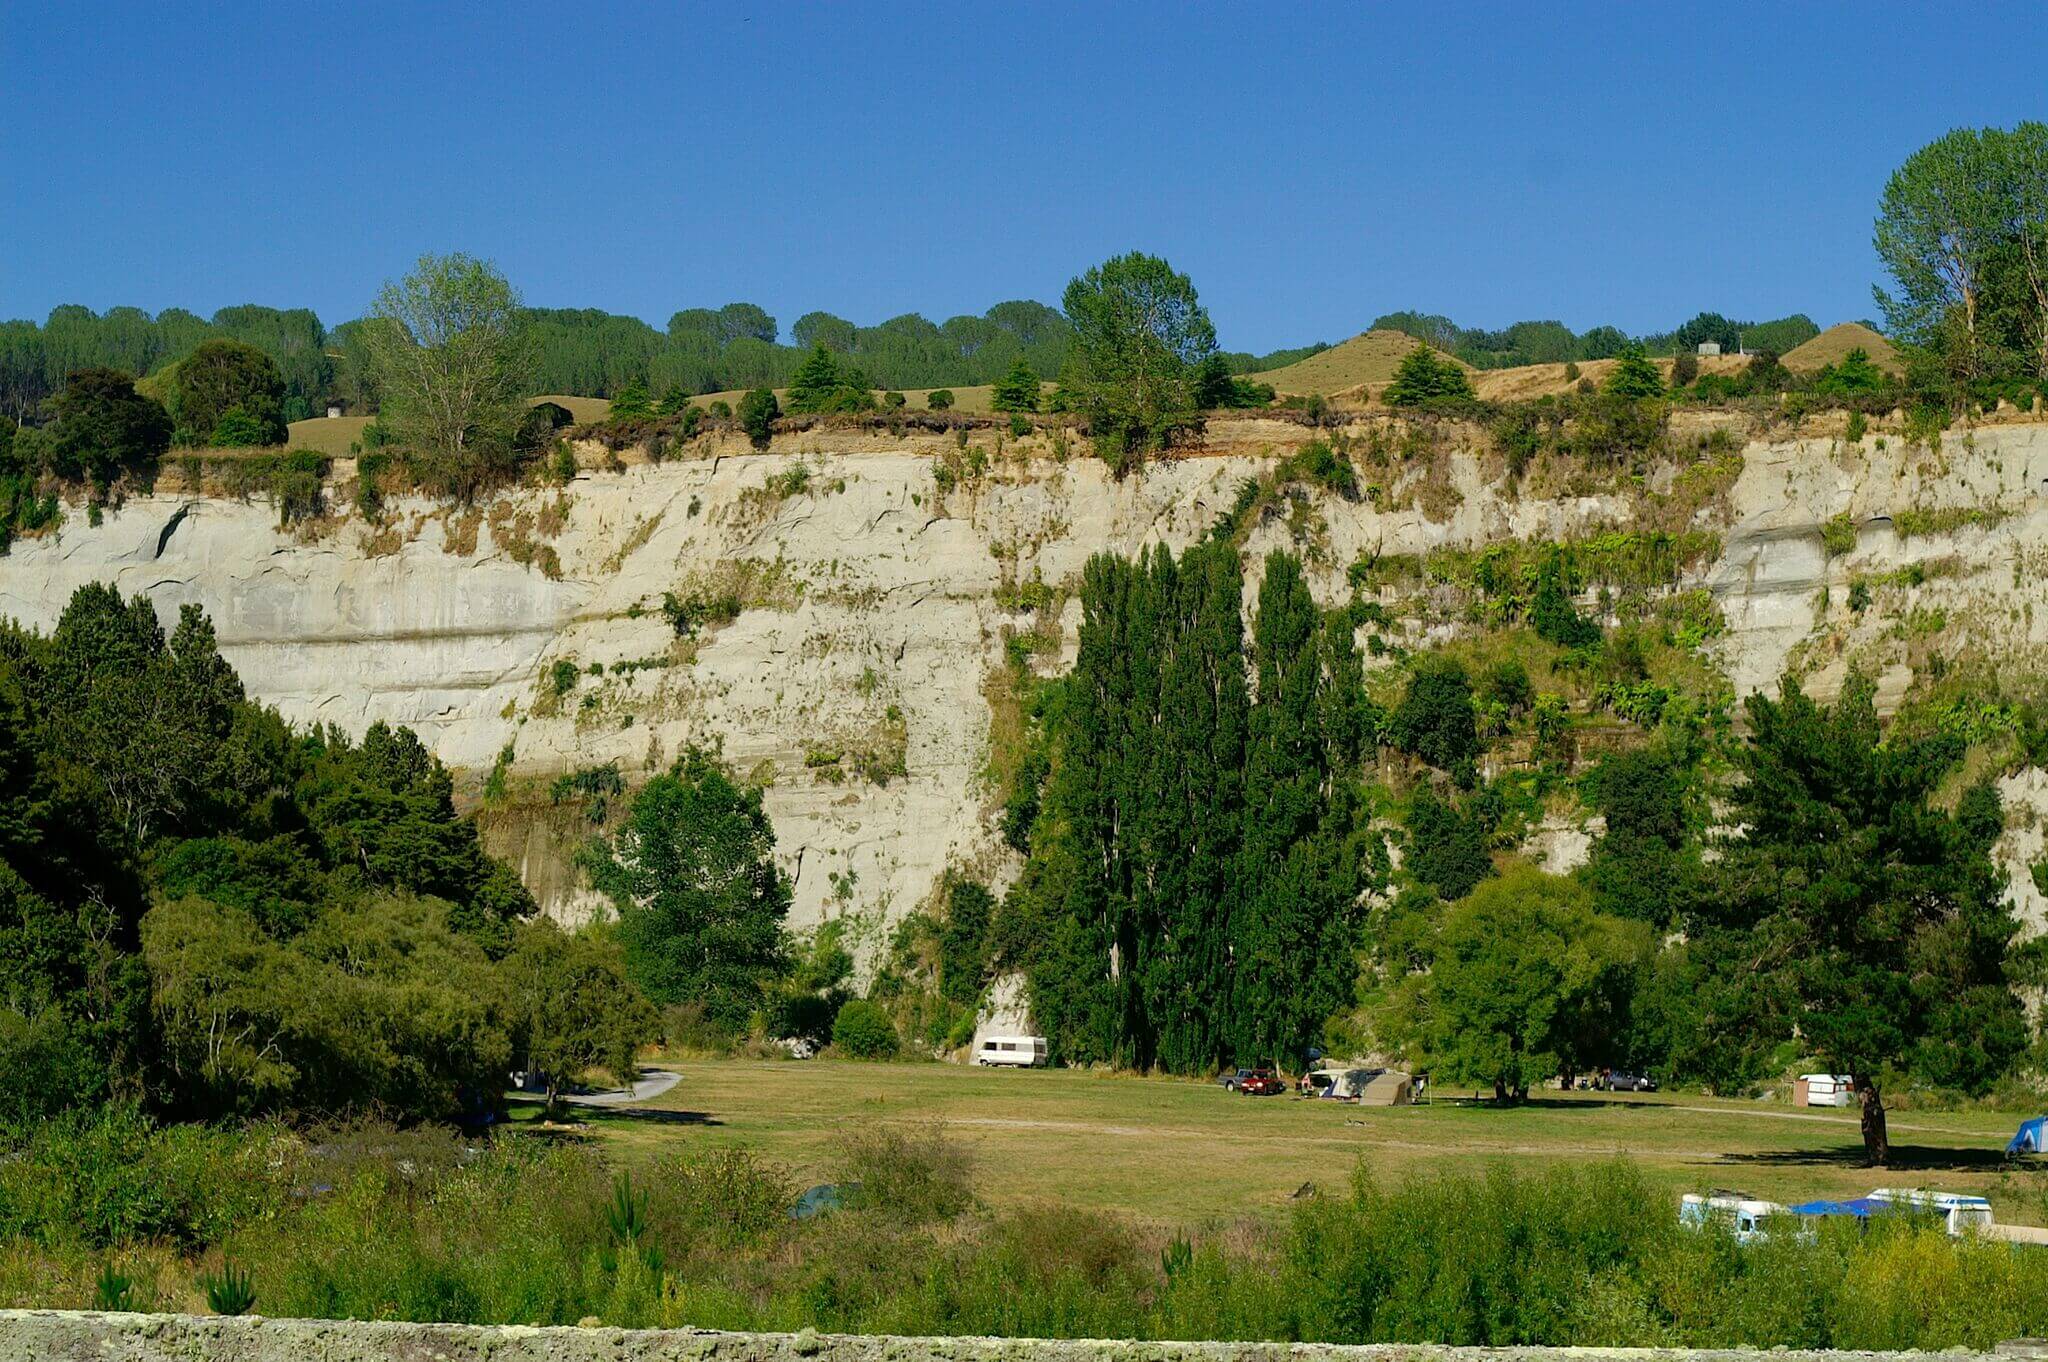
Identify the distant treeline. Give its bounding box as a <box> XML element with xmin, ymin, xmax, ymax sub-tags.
<box><xmin>1370</xmin><ymin>310</ymin><xmax>1826</xmax><ymax>369</ymax></box>
<box><xmin>0</xmin><ymin>299</ymin><xmax>1325</xmax><ymax>422</ymax></box>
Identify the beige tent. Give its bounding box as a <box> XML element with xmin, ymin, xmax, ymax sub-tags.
<box><xmin>1355</xmin><ymin>1071</ymin><xmax>1415</xmax><ymax>1106</ymax></box>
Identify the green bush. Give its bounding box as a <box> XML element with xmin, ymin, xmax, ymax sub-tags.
<box><xmin>831</xmin><ymin>999</ymin><xmax>899</xmax><ymax>1059</ymax></box>
<box><xmin>0</xmin><ymin>1104</ymin><xmax>285</xmax><ymax>1249</ymax></box>
<box><xmin>926</xmin><ymin>389</ymin><xmax>954</xmax><ymax>411</ymax></box>
<box><xmin>550</xmin><ymin>659</ymin><xmax>579</xmax><ymax>695</ymax></box>
<box><xmin>833</xmin><ymin>1123</ymin><xmax>973</xmax><ymax>1224</ymax></box>
<box><xmin>738</xmin><ymin>388</ymin><xmax>778</xmax><ymax>448</ymax></box>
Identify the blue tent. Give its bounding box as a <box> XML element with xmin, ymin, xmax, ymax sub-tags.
<box><xmin>2009</xmin><ymin>1117</ymin><xmax>2048</xmax><ymax>1156</ymax></box>
<box><xmin>1791</xmin><ymin>1198</ymin><xmax>1883</xmax><ymax>1218</ymax></box>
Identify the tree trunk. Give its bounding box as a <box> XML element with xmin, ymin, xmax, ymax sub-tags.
<box><xmin>1856</xmin><ymin>1076</ymin><xmax>1890</xmax><ymax>1167</ymax></box>
<box><xmin>1494</xmin><ymin>1077</ymin><xmax>1509</xmax><ymax>1104</ymax></box>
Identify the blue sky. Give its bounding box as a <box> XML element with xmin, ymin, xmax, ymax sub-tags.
<box><xmin>3</xmin><ymin>1</ymin><xmax>2041</xmax><ymax>353</ymax></box>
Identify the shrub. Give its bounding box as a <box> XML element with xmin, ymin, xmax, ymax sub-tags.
<box><xmin>833</xmin><ymin>1122</ymin><xmax>974</xmax><ymax>1224</ymax></box>
<box><xmin>1008</xmin><ymin>412</ymin><xmax>1033</xmax><ymax>438</ymax></box>
<box><xmin>738</xmin><ymin>388</ymin><xmax>778</xmax><ymax>448</ymax></box>
<box><xmin>1671</xmin><ymin>352</ymin><xmax>1699</xmax><ymax>388</ymax></box>
<box><xmin>1821</xmin><ymin>512</ymin><xmax>1857</xmax><ymax>557</ymax></box>
<box><xmin>550</xmin><ymin>659</ymin><xmax>579</xmax><ymax>695</ymax></box>
<box><xmin>927</xmin><ymin>389</ymin><xmax>954</xmax><ymax>411</ymax></box>
<box><xmin>1384</xmin><ymin>346</ymin><xmax>1474</xmax><ymax>405</ymax></box>
<box><xmin>831</xmin><ymin>999</ymin><xmax>898</xmax><ymax>1059</ymax></box>
<box><xmin>0</xmin><ymin>1103</ymin><xmax>286</xmax><ymax>1249</ymax></box>
<box><xmin>883</xmin><ymin>391</ymin><xmax>906</xmax><ymax>409</ymax></box>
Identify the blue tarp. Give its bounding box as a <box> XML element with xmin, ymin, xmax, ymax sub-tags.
<box><xmin>2009</xmin><ymin>1117</ymin><xmax>2048</xmax><ymax>1156</ymax></box>
<box><xmin>1791</xmin><ymin>1198</ymin><xmax>1882</xmax><ymax>1218</ymax></box>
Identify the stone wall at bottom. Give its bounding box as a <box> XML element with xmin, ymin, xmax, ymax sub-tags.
<box><xmin>1</xmin><ymin>1312</ymin><xmax>2038</xmax><ymax>1362</ymax></box>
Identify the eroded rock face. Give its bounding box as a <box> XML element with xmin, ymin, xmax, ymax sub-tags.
<box><xmin>4</xmin><ymin>422</ymin><xmax>2046</xmax><ymax>956</ymax></box>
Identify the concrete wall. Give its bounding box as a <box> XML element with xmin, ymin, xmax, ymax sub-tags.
<box><xmin>1</xmin><ymin>1312</ymin><xmax>2034</xmax><ymax>1362</ymax></box>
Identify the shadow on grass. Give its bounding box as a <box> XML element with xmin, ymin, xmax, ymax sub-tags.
<box><xmin>1720</xmin><ymin>1144</ymin><xmax>2015</xmax><ymax>1173</ymax></box>
<box><xmin>502</xmin><ymin>1098</ymin><xmax>724</xmax><ymax>1128</ymax></box>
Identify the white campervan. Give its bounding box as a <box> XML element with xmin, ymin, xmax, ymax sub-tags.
<box><xmin>1866</xmin><ymin>1188</ymin><xmax>1994</xmax><ymax>1236</ymax></box>
<box><xmin>974</xmin><ymin>1035</ymin><xmax>1048</xmax><ymax>1068</ymax></box>
<box><xmin>1680</xmin><ymin>1193</ymin><xmax>1792</xmax><ymax>1244</ymax></box>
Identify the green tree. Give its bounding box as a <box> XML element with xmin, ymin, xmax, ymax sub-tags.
<box><xmin>1382</xmin><ymin>345</ymin><xmax>1474</xmax><ymax>405</ymax></box>
<box><xmin>738</xmin><ymin>387</ymin><xmax>778</xmax><ymax>447</ymax></box>
<box><xmin>1405</xmin><ymin>787</ymin><xmax>1493</xmax><ymax>901</ymax></box>
<box><xmin>169</xmin><ymin>339</ymin><xmax>288</xmax><ymax>448</ymax></box>
<box><xmin>990</xmin><ymin>358</ymin><xmax>1040</xmax><ymax>413</ymax></box>
<box><xmin>608</xmin><ymin>379</ymin><xmax>653</xmax><ymax>419</ymax></box>
<box><xmin>1696</xmin><ymin>678</ymin><xmax>2033</xmax><ymax>1163</ymax></box>
<box><xmin>1874</xmin><ymin>128</ymin><xmax>2009</xmax><ymax>381</ymax></box>
<box><xmin>1812</xmin><ymin>348</ymin><xmax>1889</xmax><ymax>397</ymax></box>
<box><xmin>1408</xmin><ymin>866</ymin><xmax>1650</xmax><ymax>1100</ymax></box>
<box><xmin>1671</xmin><ymin>312</ymin><xmax>1742</xmax><ymax>354</ymax></box>
<box><xmin>1602</xmin><ymin>344</ymin><xmax>1666</xmax><ymax>399</ymax></box>
<box><xmin>1529</xmin><ymin>554</ymin><xmax>1601</xmax><ymax>649</ymax></box>
<box><xmin>1059</xmin><ymin>252</ymin><xmax>1217</xmax><ymax>460</ymax></box>
<box><xmin>585</xmin><ymin>748</ymin><xmax>792</xmax><ymax>1033</ymax></box>
<box><xmin>831</xmin><ymin>998</ymin><xmax>898</xmax><ymax>1058</ymax></box>
<box><xmin>1390</xmin><ymin>657</ymin><xmax>1478</xmax><ymax>784</ymax></box>
<box><xmin>361</xmin><ymin>253</ymin><xmax>535</xmax><ymax>469</ymax></box>
<box><xmin>45</xmin><ymin>368</ymin><xmax>172</xmax><ymax>491</ymax></box>
<box><xmin>500</xmin><ymin>921</ymin><xmax>656</xmax><ymax>1118</ymax></box>
<box><xmin>791</xmin><ymin>311</ymin><xmax>856</xmax><ymax>353</ymax></box>
<box><xmin>784</xmin><ymin>344</ymin><xmax>845</xmax><ymax>414</ymax></box>
<box><xmin>1581</xmin><ymin>749</ymin><xmax>1694</xmax><ymax>926</ymax></box>
<box><xmin>926</xmin><ymin>389</ymin><xmax>954</xmax><ymax>411</ymax></box>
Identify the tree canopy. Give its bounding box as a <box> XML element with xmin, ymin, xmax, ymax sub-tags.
<box><xmin>1059</xmin><ymin>252</ymin><xmax>1218</xmax><ymax>460</ymax></box>
<box><xmin>584</xmin><ymin>748</ymin><xmax>793</xmax><ymax>1033</ymax></box>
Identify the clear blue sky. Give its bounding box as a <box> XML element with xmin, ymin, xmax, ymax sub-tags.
<box><xmin>3</xmin><ymin>1</ymin><xmax>2041</xmax><ymax>353</ymax></box>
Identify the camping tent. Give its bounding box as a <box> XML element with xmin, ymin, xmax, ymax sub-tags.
<box><xmin>1357</xmin><ymin>1071</ymin><xmax>1415</xmax><ymax>1106</ymax></box>
<box><xmin>2008</xmin><ymin>1117</ymin><xmax>2047</xmax><ymax>1156</ymax></box>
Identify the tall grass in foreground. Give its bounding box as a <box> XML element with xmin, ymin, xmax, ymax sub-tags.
<box><xmin>0</xmin><ymin>1109</ymin><xmax>2044</xmax><ymax>1347</ymax></box>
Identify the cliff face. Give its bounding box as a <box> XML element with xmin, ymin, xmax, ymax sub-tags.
<box><xmin>4</xmin><ymin>418</ymin><xmax>2047</xmax><ymax>956</ymax></box>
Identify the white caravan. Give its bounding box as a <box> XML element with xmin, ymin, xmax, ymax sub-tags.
<box><xmin>974</xmin><ymin>1035</ymin><xmax>1048</xmax><ymax>1068</ymax></box>
<box><xmin>1679</xmin><ymin>1193</ymin><xmax>1792</xmax><ymax>1244</ymax></box>
<box><xmin>1866</xmin><ymin>1188</ymin><xmax>1994</xmax><ymax>1236</ymax></box>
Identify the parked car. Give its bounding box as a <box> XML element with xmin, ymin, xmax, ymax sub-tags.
<box><xmin>1219</xmin><ymin>1067</ymin><xmax>1265</xmax><ymax>1091</ymax></box>
<box><xmin>1239</xmin><ymin>1071</ymin><xmax>1288</xmax><ymax>1096</ymax></box>
<box><xmin>1602</xmin><ymin>1071</ymin><xmax>1658</xmax><ymax>1092</ymax></box>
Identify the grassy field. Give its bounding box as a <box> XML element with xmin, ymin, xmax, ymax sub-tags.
<box><xmin>518</xmin><ymin>1058</ymin><xmax>2046</xmax><ymax>1231</ymax></box>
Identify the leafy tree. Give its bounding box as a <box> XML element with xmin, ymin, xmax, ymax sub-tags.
<box><xmin>1382</xmin><ymin>345</ymin><xmax>1474</xmax><ymax>405</ymax></box>
<box><xmin>361</xmin><ymin>253</ymin><xmax>535</xmax><ymax>467</ymax></box>
<box><xmin>1581</xmin><ymin>749</ymin><xmax>1693</xmax><ymax>926</ymax></box>
<box><xmin>585</xmin><ymin>748</ymin><xmax>791</xmax><ymax>1033</ymax></box>
<box><xmin>500</xmin><ymin>921</ymin><xmax>656</xmax><ymax>1118</ymax></box>
<box><xmin>1695</xmin><ymin>678</ymin><xmax>2033</xmax><ymax>1163</ymax></box>
<box><xmin>791</xmin><ymin>311</ymin><xmax>856</xmax><ymax>353</ymax></box>
<box><xmin>1812</xmin><ymin>347</ymin><xmax>1889</xmax><ymax>397</ymax></box>
<box><xmin>169</xmin><ymin>339</ymin><xmax>288</xmax><ymax>448</ymax></box>
<box><xmin>1405</xmin><ymin>787</ymin><xmax>1493</xmax><ymax>901</ymax></box>
<box><xmin>738</xmin><ymin>387</ymin><xmax>778</xmax><ymax>447</ymax></box>
<box><xmin>45</xmin><ymin>368</ymin><xmax>171</xmax><ymax>490</ymax></box>
<box><xmin>1389</xmin><ymin>657</ymin><xmax>1478</xmax><ymax>783</ymax></box>
<box><xmin>926</xmin><ymin>389</ymin><xmax>954</xmax><ymax>411</ymax></box>
<box><xmin>1602</xmin><ymin>344</ymin><xmax>1665</xmax><ymax>399</ymax></box>
<box><xmin>1059</xmin><ymin>252</ymin><xmax>1217</xmax><ymax>459</ymax></box>
<box><xmin>1407</xmin><ymin>866</ymin><xmax>1650</xmax><ymax>1100</ymax></box>
<box><xmin>1874</xmin><ymin>128</ymin><xmax>2009</xmax><ymax>381</ymax></box>
<box><xmin>831</xmin><ymin>999</ymin><xmax>898</xmax><ymax>1058</ymax></box>
<box><xmin>990</xmin><ymin>358</ymin><xmax>1040</xmax><ymax>413</ymax></box>
<box><xmin>1672</xmin><ymin>312</ymin><xmax>1742</xmax><ymax>355</ymax></box>
<box><xmin>1576</xmin><ymin>325</ymin><xmax>1629</xmax><ymax>360</ymax></box>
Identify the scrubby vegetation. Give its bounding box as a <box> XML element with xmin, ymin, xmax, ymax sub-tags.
<box><xmin>2</xmin><ymin>1118</ymin><xmax>2044</xmax><ymax>1350</ymax></box>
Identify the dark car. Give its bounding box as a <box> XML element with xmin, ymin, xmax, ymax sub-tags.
<box><xmin>1239</xmin><ymin>1071</ymin><xmax>1288</xmax><ymax>1096</ymax></box>
<box><xmin>1602</xmin><ymin>1071</ymin><xmax>1658</xmax><ymax>1093</ymax></box>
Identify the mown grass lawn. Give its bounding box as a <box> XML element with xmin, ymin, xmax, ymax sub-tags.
<box><xmin>510</xmin><ymin>1058</ymin><xmax>2046</xmax><ymax>1230</ymax></box>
